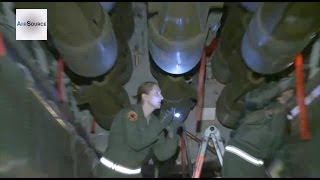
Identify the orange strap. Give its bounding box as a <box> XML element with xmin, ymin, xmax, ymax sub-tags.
<box><xmin>196</xmin><ymin>38</ymin><xmax>219</xmax><ymax>132</ymax></box>
<box><xmin>205</xmin><ymin>38</ymin><xmax>218</xmax><ymax>57</ymax></box>
<box><xmin>180</xmin><ymin>135</ymin><xmax>186</xmax><ymax>177</ymax></box>
<box><xmin>295</xmin><ymin>54</ymin><xmax>311</xmax><ymax>140</ymax></box>
<box><xmin>195</xmin><ymin>51</ymin><xmax>206</xmax><ymax>132</ymax></box>
<box><xmin>0</xmin><ymin>33</ymin><xmax>6</xmax><ymax>57</ymax></box>
<box><xmin>91</xmin><ymin>117</ymin><xmax>96</xmax><ymax>134</ymax></box>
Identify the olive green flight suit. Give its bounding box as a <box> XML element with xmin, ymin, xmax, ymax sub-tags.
<box><xmin>222</xmin><ymin>77</ymin><xmax>295</xmax><ymax>177</ymax></box>
<box><xmin>222</xmin><ymin>101</ymin><xmax>288</xmax><ymax>178</ymax></box>
<box><xmin>222</xmin><ymin>72</ymin><xmax>320</xmax><ymax>177</ymax></box>
<box><xmin>93</xmin><ymin>104</ymin><xmax>180</xmax><ymax>178</ymax></box>
<box><xmin>278</xmin><ymin>99</ymin><xmax>320</xmax><ymax>177</ymax></box>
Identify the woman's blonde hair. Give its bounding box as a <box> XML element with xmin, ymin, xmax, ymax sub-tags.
<box><xmin>134</xmin><ymin>81</ymin><xmax>158</xmax><ymax>104</ymax></box>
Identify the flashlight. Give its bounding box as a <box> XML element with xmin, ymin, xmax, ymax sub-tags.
<box><xmin>172</xmin><ymin>108</ymin><xmax>181</xmax><ymax>118</ymax></box>
<box><xmin>174</xmin><ymin>112</ymin><xmax>181</xmax><ymax>118</ymax></box>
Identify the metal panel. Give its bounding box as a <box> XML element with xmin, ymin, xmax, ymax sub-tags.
<box><xmin>0</xmin><ymin>34</ymin><xmax>98</xmax><ymax>178</ymax></box>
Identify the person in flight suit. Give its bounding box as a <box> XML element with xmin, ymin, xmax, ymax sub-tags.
<box><xmin>93</xmin><ymin>81</ymin><xmax>185</xmax><ymax>178</ymax></box>
<box><xmin>222</xmin><ymin>80</ymin><xmax>295</xmax><ymax>178</ymax></box>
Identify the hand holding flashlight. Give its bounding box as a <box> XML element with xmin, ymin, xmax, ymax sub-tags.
<box><xmin>159</xmin><ymin>108</ymin><xmax>175</xmax><ymax>128</ymax></box>
<box><xmin>160</xmin><ymin>98</ymin><xmax>196</xmax><ymax>133</ymax></box>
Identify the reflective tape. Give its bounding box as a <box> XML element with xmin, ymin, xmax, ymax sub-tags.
<box><xmin>225</xmin><ymin>145</ymin><xmax>264</xmax><ymax>167</ymax></box>
<box><xmin>100</xmin><ymin>157</ymin><xmax>141</xmax><ymax>175</ymax></box>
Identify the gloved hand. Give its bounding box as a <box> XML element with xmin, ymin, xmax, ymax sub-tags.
<box><xmin>176</xmin><ymin>126</ymin><xmax>184</xmax><ymax>137</ymax></box>
<box><xmin>228</xmin><ymin>101</ymin><xmax>289</xmax><ymax>160</ymax></box>
<box><xmin>178</xmin><ymin>98</ymin><xmax>197</xmax><ymax>118</ymax></box>
<box><xmin>167</xmin><ymin>98</ymin><xmax>196</xmax><ymax>131</ymax></box>
<box><xmin>159</xmin><ymin>108</ymin><xmax>180</xmax><ymax>139</ymax></box>
<box><xmin>159</xmin><ymin>108</ymin><xmax>175</xmax><ymax>128</ymax></box>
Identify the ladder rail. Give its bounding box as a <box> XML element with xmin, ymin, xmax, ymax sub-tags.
<box><xmin>192</xmin><ymin>125</ymin><xmax>225</xmax><ymax>178</ymax></box>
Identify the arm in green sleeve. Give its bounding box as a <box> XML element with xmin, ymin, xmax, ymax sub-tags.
<box><xmin>124</xmin><ymin>110</ymin><xmax>166</xmax><ymax>151</ymax></box>
<box><xmin>152</xmin><ymin>132</ymin><xmax>180</xmax><ymax>161</ymax></box>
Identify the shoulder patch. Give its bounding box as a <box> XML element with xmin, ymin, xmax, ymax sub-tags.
<box><xmin>127</xmin><ymin>111</ymin><xmax>138</xmax><ymax>121</ymax></box>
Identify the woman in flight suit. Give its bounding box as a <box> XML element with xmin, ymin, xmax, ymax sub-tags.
<box><xmin>93</xmin><ymin>81</ymin><xmax>180</xmax><ymax>178</ymax></box>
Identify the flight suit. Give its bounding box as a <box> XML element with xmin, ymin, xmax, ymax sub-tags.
<box><xmin>274</xmin><ymin>73</ymin><xmax>320</xmax><ymax>177</ymax></box>
<box><xmin>222</xmin><ymin>78</ymin><xmax>294</xmax><ymax>178</ymax></box>
<box><xmin>93</xmin><ymin>104</ymin><xmax>180</xmax><ymax>178</ymax></box>
<box><xmin>222</xmin><ymin>101</ymin><xmax>289</xmax><ymax>178</ymax></box>
<box><xmin>277</xmin><ymin>99</ymin><xmax>320</xmax><ymax>177</ymax></box>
